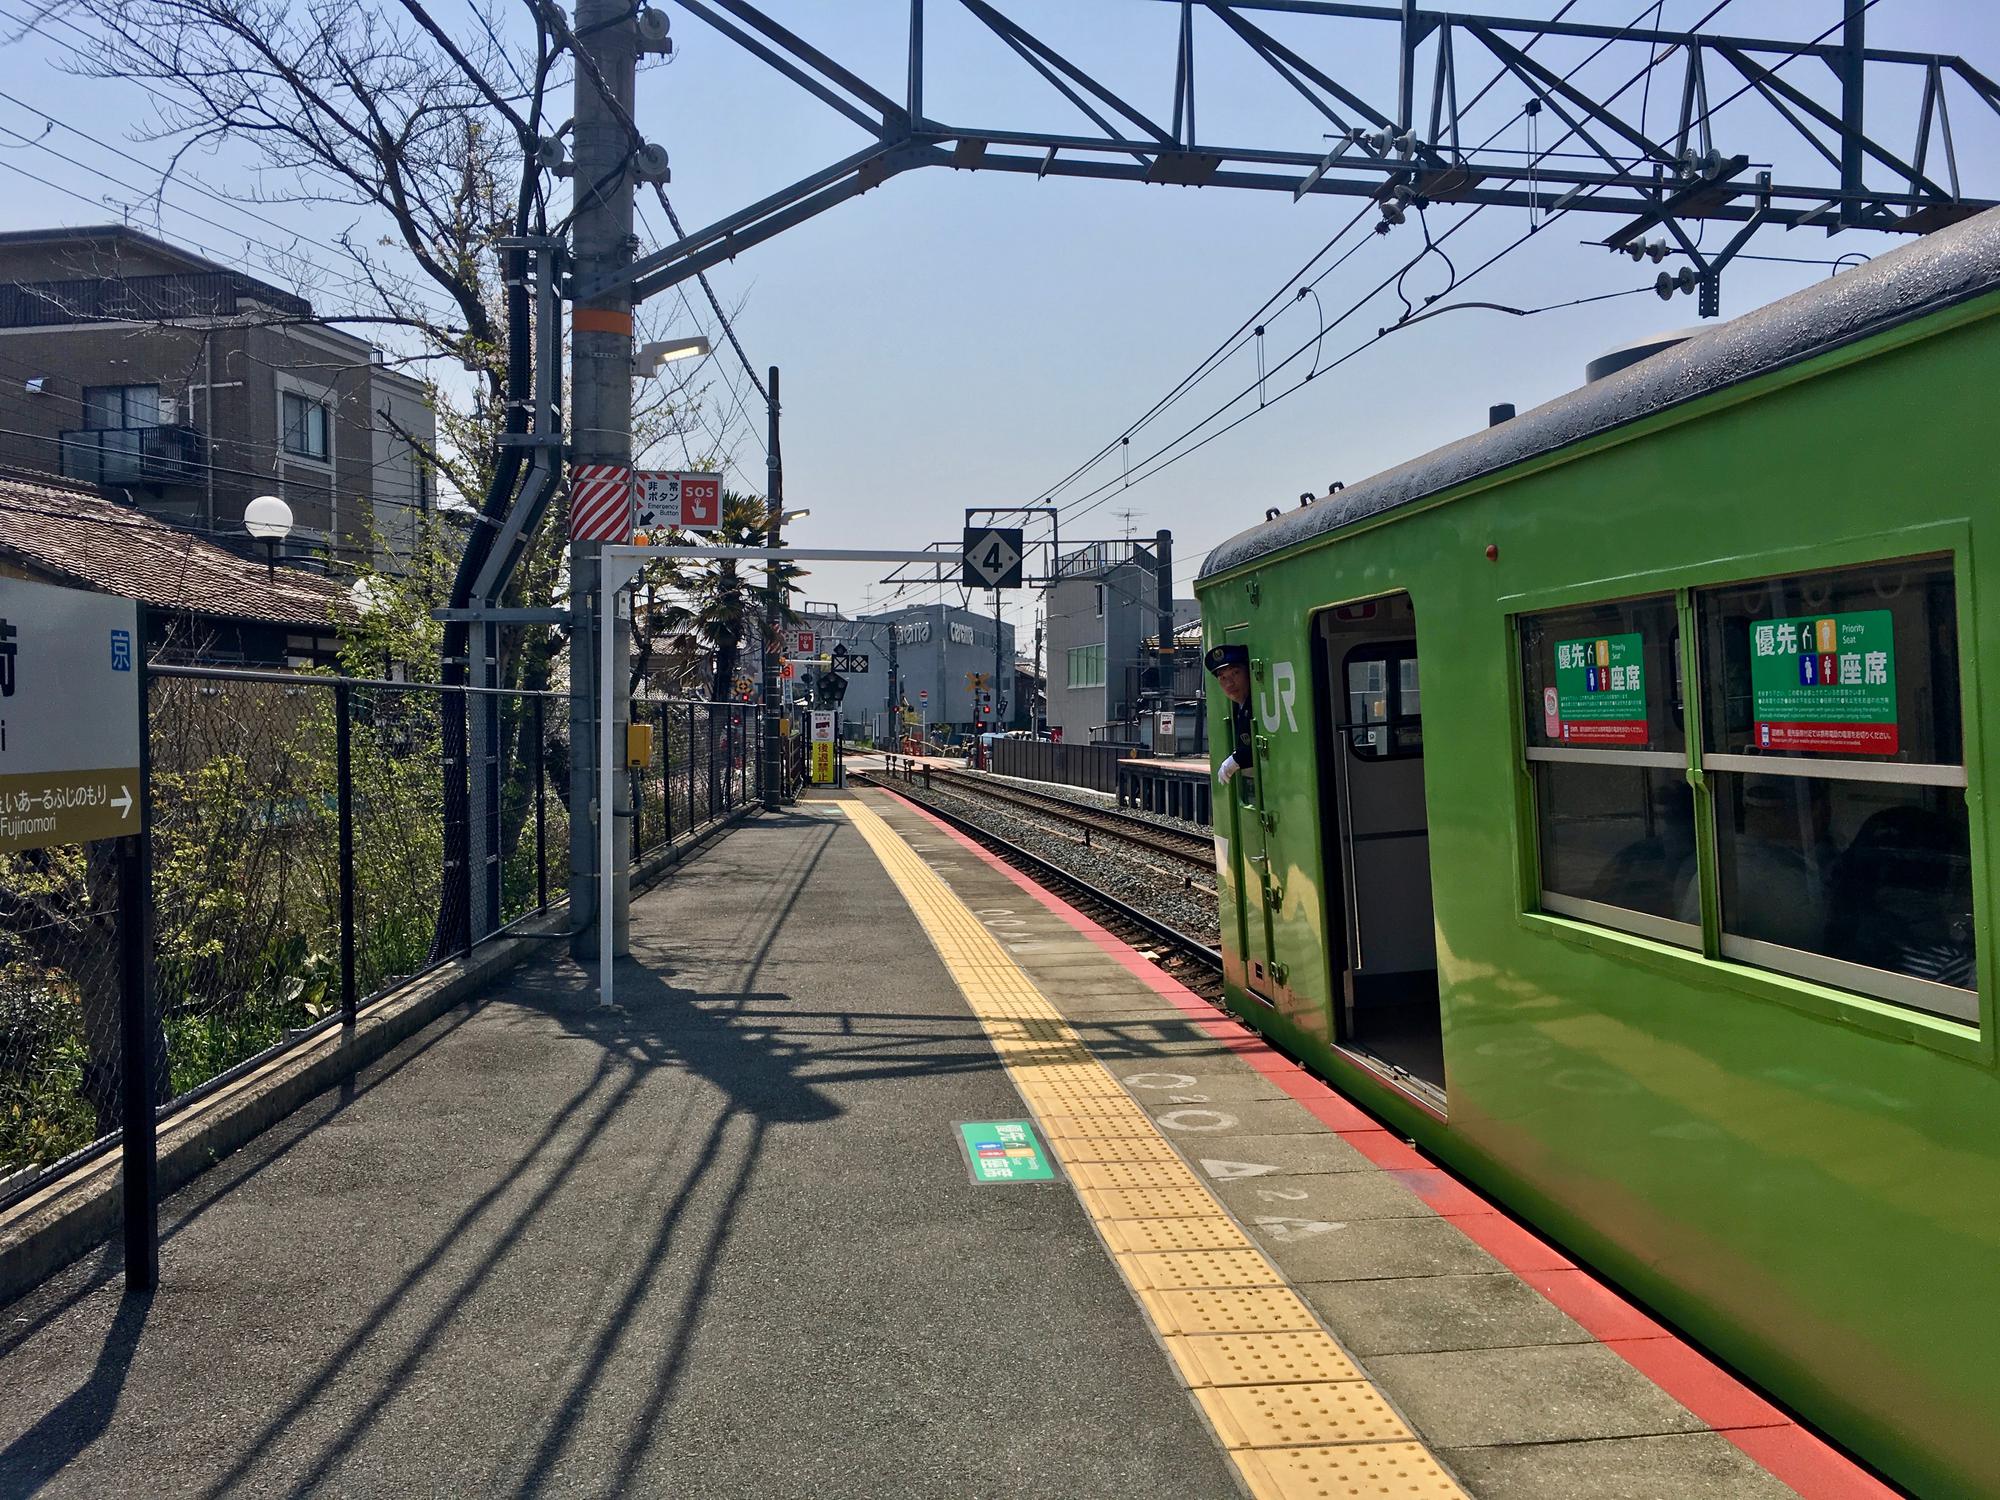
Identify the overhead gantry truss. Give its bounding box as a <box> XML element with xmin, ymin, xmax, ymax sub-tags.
<box><xmin>584</xmin><ymin>0</ymin><xmax>2000</xmax><ymax>309</ymax></box>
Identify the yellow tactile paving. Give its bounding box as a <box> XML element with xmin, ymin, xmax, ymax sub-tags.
<box><xmin>1163</xmin><ymin>1331</ymin><xmax>1363</xmax><ymax>1387</ymax></box>
<box><xmin>1235</xmin><ymin>1444</ymin><xmax>1468</xmax><ymax>1499</ymax></box>
<box><xmin>1198</xmin><ymin>1382</ymin><xmax>1413</xmax><ymax>1448</ymax></box>
<box><xmin>840</xmin><ymin>800</ymin><xmax>1469</xmax><ymax>1500</ymax></box>
<box><xmin>1067</xmin><ymin>1160</ymin><xmax>1206</xmax><ymax>1192</ymax></box>
<box><xmin>1077</xmin><ymin>1186</ymin><xmax>1223</xmax><ymax>1221</ymax></box>
<box><xmin>1098</xmin><ymin>1216</ymin><xmax>1255</xmax><ymax>1254</ymax></box>
<box><xmin>1138</xmin><ymin>1285</ymin><xmax>1323</xmax><ymax>1336</ymax></box>
<box><xmin>1115</xmin><ymin>1249</ymin><xmax>1284</xmax><ymax>1291</ymax></box>
<box><xmin>1045</xmin><ymin>1136</ymin><xmax>1187</xmax><ymax>1165</ymax></box>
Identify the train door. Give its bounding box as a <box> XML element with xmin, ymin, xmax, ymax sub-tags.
<box><xmin>1221</xmin><ymin>626</ymin><xmax>1283</xmax><ymax>1005</ymax></box>
<box><xmin>1313</xmin><ymin>595</ymin><xmax>1444</xmax><ymax>1104</ymax></box>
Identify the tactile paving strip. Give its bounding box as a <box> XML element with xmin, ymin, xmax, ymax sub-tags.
<box><xmin>1199</xmin><ymin>1381</ymin><xmax>1412</xmax><ymax>1448</ymax></box>
<box><xmin>1067</xmin><ymin>1160</ymin><xmax>1206</xmax><ymax>1192</ymax></box>
<box><xmin>1138</xmin><ymin>1285</ymin><xmax>1322</xmax><ymax>1336</ymax></box>
<box><xmin>1077</xmin><ymin>1186</ymin><xmax>1221</xmax><ymax>1221</ymax></box>
<box><xmin>1045</xmin><ymin>1136</ymin><xmax>1187</xmax><ymax>1165</ymax></box>
<box><xmin>1115</xmin><ymin>1249</ymin><xmax>1283</xmax><ymax>1291</ymax></box>
<box><xmin>1163</xmin><ymin>1332</ymin><xmax>1362</xmax><ymax>1387</ymax></box>
<box><xmin>1098</xmin><ymin>1216</ymin><xmax>1254</xmax><ymax>1254</ymax></box>
<box><xmin>1234</xmin><ymin>1444</ymin><xmax>1468</xmax><ymax>1499</ymax></box>
<box><xmin>842</xmin><ymin>801</ymin><xmax>1469</xmax><ymax>1500</ymax></box>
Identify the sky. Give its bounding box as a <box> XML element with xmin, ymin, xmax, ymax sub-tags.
<box><xmin>2</xmin><ymin>0</ymin><xmax>1998</xmax><ymax>660</ymax></box>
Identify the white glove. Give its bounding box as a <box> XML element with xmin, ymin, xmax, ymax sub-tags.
<box><xmin>1218</xmin><ymin>754</ymin><xmax>1240</xmax><ymax>786</ymax></box>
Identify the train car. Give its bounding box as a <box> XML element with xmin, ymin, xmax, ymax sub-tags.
<box><xmin>1195</xmin><ymin>207</ymin><xmax>2000</xmax><ymax>1500</ymax></box>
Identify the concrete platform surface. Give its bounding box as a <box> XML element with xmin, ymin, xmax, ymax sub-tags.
<box><xmin>0</xmin><ymin>792</ymin><xmax>1888</xmax><ymax>1500</ymax></box>
<box><xmin>0</xmin><ymin>805</ymin><xmax>1237</xmax><ymax>1500</ymax></box>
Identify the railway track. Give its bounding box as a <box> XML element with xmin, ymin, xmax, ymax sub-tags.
<box><xmin>927</xmin><ymin>767</ymin><xmax>1217</xmax><ymax>870</ymax></box>
<box><xmin>852</xmin><ymin>771</ymin><xmax>1224</xmax><ymax>1002</ymax></box>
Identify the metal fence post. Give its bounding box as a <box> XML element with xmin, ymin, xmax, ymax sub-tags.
<box><xmin>534</xmin><ymin>694</ymin><xmax>548</xmax><ymax>912</ymax></box>
<box><xmin>120</xmin><ymin>643</ymin><xmax>157</xmax><ymax>1292</ymax></box>
<box><xmin>335</xmin><ymin>680</ymin><xmax>356</xmax><ymax>1028</ymax></box>
<box><xmin>632</xmin><ymin>701</ymin><xmax>645</xmax><ymax>858</ymax></box>
<box><xmin>686</xmin><ymin>704</ymin><xmax>696</xmax><ymax>827</ymax></box>
<box><xmin>455</xmin><ymin>690</ymin><xmax>473</xmax><ymax>955</ymax></box>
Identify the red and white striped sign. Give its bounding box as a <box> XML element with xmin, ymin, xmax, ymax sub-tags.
<box><xmin>569</xmin><ymin>463</ymin><xmax>634</xmax><ymax>542</ymax></box>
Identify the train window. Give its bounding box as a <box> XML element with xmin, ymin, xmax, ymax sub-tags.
<box><xmin>1696</xmin><ymin>556</ymin><xmax>1975</xmax><ymax>1022</ymax></box>
<box><xmin>1519</xmin><ymin>596</ymin><xmax>1696</xmax><ymax>945</ymax></box>
<box><xmin>1342</xmin><ymin>644</ymin><xmax>1421</xmax><ymax>760</ymax></box>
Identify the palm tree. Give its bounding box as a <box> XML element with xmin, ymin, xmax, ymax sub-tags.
<box><xmin>631</xmin><ymin>490</ymin><xmax>802</xmax><ymax>812</ymax></box>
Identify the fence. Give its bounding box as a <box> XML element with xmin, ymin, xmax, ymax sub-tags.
<box><xmin>988</xmin><ymin>738</ymin><xmax>1139</xmax><ymax>794</ymax></box>
<box><xmin>0</xmin><ymin>666</ymin><xmax>760</xmax><ymax>1216</ymax></box>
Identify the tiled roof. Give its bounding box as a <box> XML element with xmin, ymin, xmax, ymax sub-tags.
<box><xmin>0</xmin><ymin>471</ymin><xmax>349</xmax><ymax>630</ymax></box>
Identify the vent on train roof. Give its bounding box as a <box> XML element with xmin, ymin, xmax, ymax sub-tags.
<box><xmin>1584</xmin><ymin>328</ymin><xmax>1703</xmax><ymax>383</ymax></box>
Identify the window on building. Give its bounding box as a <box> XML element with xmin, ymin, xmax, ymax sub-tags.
<box><xmin>1695</xmin><ymin>555</ymin><xmax>1972</xmax><ymax>1020</ymax></box>
<box><xmin>83</xmin><ymin>384</ymin><xmax>161</xmax><ymax>430</ymax></box>
<box><xmin>1094</xmin><ymin>585</ymin><xmax>1104</xmax><ymax>618</ymax></box>
<box><xmin>282</xmin><ymin>390</ymin><xmax>331</xmax><ymax>461</ymax></box>
<box><xmin>62</xmin><ymin>385</ymin><xmax>164</xmax><ymax>485</ymax></box>
<box><xmin>1067</xmin><ymin>643</ymin><xmax>1105</xmax><ymax>689</ymax></box>
<box><xmin>1519</xmin><ymin>594</ymin><xmax>1696</xmax><ymax>945</ymax></box>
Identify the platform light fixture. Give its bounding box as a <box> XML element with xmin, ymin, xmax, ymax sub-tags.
<box><xmin>633</xmin><ymin>335</ymin><xmax>711</xmax><ymax>376</ymax></box>
<box><xmin>244</xmin><ymin>493</ymin><xmax>294</xmax><ymax>582</ymax></box>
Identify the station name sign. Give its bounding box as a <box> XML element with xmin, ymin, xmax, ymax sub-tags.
<box><xmin>0</xmin><ymin>578</ymin><xmax>143</xmax><ymax>853</ymax></box>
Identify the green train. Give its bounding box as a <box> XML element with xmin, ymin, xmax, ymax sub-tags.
<box><xmin>1196</xmin><ymin>207</ymin><xmax>2000</xmax><ymax>1499</ymax></box>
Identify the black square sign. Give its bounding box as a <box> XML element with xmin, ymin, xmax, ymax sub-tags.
<box><xmin>961</xmin><ymin>527</ymin><xmax>1025</xmax><ymax>590</ymax></box>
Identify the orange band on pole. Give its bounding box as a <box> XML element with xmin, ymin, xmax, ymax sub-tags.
<box><xmin>571</xmin><ymin>307</ymin><xmax>633</xmax><ymax>335</ymax></box>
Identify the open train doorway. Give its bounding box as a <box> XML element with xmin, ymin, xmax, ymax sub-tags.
<box><xmin>1312</xmin><ymin>595</ymin><xmax>1444</xmax><ymax>1107</ymax></box>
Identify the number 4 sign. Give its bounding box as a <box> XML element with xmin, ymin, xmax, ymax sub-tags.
<box><xmin>961</xmin><ymin>527</ymin><xmax>1025</xmax><ymax>590</ymax></box>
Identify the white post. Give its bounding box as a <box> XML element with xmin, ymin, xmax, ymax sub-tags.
<box><xmin>590</xmin><ymin>542</ymin><xmax>947</xmax><ymax>1009</ymax></box>
<box><xmin>598</xmin><ymin>555</ymin><xmax>630</xmax><ymax>1008</ymax></box>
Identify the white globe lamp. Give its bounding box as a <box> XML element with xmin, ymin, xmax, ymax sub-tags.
<box><xmin>244</xmin><ymin>494</ymin><xmax>294</xmax><ymax>581</ymax></box>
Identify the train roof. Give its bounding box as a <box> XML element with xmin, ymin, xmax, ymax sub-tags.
<box><xmin>1198</xmin><ymin>204</ymin><xmax>2000</xmax><ymax>583</ymax></box>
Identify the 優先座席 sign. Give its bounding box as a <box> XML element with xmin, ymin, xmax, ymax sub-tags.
<box><xmin>955</xmin><ymin>1120</ymin><xmax>1055</xmax><ymax>1183</ymax></box>
<box><xmin>0</xmin><ymin>578</ymin><xmax>142</xmax><ymax>853</ymax></box>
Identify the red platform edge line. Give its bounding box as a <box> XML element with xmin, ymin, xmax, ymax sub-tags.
<box><xmin>876</xmin><ymin>786</ymin><xmax>1903</xmax><ymax>1500</ymax></box>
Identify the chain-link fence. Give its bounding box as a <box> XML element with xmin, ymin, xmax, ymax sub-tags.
<box><xmin>631</xmin><ymin>700</ymin><xmax>762</xmax><ymax>861</ymax></box>
<box><xmin>0</xmin><ymin>668</ymin><xmax>762</xmax><ymax>1213</ymax></box>
<box><xmin>0</xmin><ymin>839</ymin><xmax>153</xmax><ymax>1204</ymax></box>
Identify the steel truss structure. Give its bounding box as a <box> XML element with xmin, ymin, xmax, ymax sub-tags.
<box><xmin>588</xmin><ymin>0</ymin><xmax>2000</xmax><ymax>317</ymax></box>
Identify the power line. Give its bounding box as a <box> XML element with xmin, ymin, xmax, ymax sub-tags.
<box><xmin>652</xmin><ymin>184</ymin><xmax>769</xmax><ymax>408</ymax></box>
<box><xmin>1055</xmin><ymin>0</ymin><xmax>1768</xmax><ymax>523</ymax></box>
<box><xmin>1035</xmin><ymin>0</ymin><xmax>1633</xmax><ymax>513</ymax></box>
<box><xmin>0</xmin><ymin>52</ymin><xmax>466</xmax><ymax>323</ymax></box>
<box><xmin>0</xmin><ymin>152</ymin><xmax>462</xmax><ymax>339</ymax></box>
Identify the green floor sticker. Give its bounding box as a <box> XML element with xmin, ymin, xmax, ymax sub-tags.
<box><xmin>957</xmin><ymin>1120</ymin><xmax>1056</xmax><ymax>1184</ymax></box>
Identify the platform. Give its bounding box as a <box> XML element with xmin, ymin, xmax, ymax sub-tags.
<box><xmin>0</xmin><ymin>792</ymin><xmax>1887</xmax><ymax>1498</ymax></box>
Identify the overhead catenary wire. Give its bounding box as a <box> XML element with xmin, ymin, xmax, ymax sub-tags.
<box><xmin>1034</xmin><ymin>0</ymin><xmax>1649</xmax><ymax>513</ymax></box>
<box><xmin>879</xmin><ymin>0</ymin><xmax>1732</xmax><ymax>619</ymax></box>
<box><xmin>1053</xmin><ymin>0</ymin><xmax>1770</xmax><ymax>525</ymax></box>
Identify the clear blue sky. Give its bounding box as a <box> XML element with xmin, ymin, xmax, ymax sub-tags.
<box><xmin>3</xmin><ymin>1</ymin><xmax>1998</xmax><ymax>654</ymax></box>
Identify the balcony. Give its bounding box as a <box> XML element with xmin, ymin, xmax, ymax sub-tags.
<box><xmin>59</xmin><ymin>424</ymin><xmax>206</xmax><ymax>488</ymax></box>
<box><xmin>1</xmin><ymin>272</ymin><xmax>311</xmax><ymax>329</ymax></box>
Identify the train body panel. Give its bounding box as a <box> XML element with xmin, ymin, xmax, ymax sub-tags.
<box><xmin>1196</xmin><ymin>212</ymin><xmax>2000</xmax><ymax>1499</ymax></box>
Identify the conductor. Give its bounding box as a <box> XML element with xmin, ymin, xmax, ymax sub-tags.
<box><xmin>1204</xmin><ymin>643</ymin><xmax>1255</xmax><ymax>792</ymax></box>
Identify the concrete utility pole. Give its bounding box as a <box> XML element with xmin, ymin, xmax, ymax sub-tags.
<box><xmin>1154</xmin><ymin>528</ymin><xmax>1174</xmax><ymax>722</ymax></box>
<box><xmin>1033</xmin><ymin>616</ymin><xmax>1043</xmax><ymax>736</ymax></box>
<box><xmin>992</xmin><ymin>589</ymin><xmax>1004</xmax><ymax>742</ymax></box>
<box><xmin>568</xmin><ymin>0</ymin><xmax>639</xmax><ymax>960</ymax></box>
<box><xmin>762</xmin><ymin>366</ymin><xmax>783</xmax><ymax>810</ymax></box>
